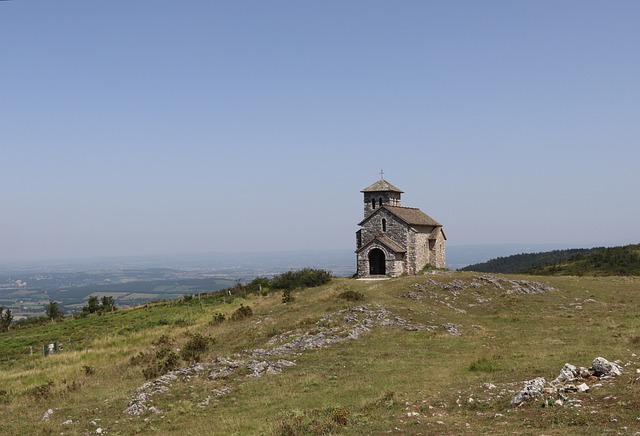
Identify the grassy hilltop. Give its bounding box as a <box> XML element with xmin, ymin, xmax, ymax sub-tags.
<box><xmin>1</xmin><ymin>270</ymin><xmax>640</xmax><ymax>435</ymax></box>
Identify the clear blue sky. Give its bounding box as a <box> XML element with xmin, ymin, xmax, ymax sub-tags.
<box><xmin>1</xmin><ymin>1</ymin><xmax>639</xmax><ymax>262</ymax></box>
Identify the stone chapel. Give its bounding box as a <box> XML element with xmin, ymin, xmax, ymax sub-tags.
<box><xmin>355</xmin><ymin>178</ymin><xmax>446</xmax><ymax>277</ymax></box>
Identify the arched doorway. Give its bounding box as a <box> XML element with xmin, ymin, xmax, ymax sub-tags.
<box><xmin>369</xmin><ymin>248</ymin><xmax>386</xmax><ymax>275</ymax></box>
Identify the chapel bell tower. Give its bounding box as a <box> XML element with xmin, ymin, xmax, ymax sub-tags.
<box><xmin>361</xmin><ymin>173</ymin><xmax>403</xmax><ymax>218</ymax></box>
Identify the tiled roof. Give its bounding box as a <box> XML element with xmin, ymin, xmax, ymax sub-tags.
<box><xmin>428</xmin><ymin>226</ymin><xmax>447</xmax><ymax>241</ymax></box>
<box><xmin>361</xmin><ymin>179</ymin><xmax>404</xmax><ymax>193</ymax></box>
<box><xmin>384</xmin><ymin>206</ymin><xmax>442</xmax><ymax>227</ymax></box>
<box><xmin>356</xmin><ymin>234</ymin><xmax>406</xmax><ymax>254</ymax></box>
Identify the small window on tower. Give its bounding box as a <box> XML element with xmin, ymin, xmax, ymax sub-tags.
<box><xmin>378</xmin><ymin>198</ymin><xmax>383</xmax><ymax>207</ymax></box>
<box><xmin>382</xmin><ymin>218</ymin><xmax>387</xmax><ymax>232</ymax></box>
<box><xmin>372</xmin><ymin>198</ymin><xmax>376</xmax><ymax>209</ymax></box>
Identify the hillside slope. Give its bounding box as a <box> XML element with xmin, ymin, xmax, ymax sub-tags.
<box><xmin>460</xmin><ymin>244</ymin><xmax>640</xmax><ymax>276</ymax></box>
<box><xmin>1</xmin><ymin>272</ymin><xmax>640</xmax><ymax>434</ymax></box>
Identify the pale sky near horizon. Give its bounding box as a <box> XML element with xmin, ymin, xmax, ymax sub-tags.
<box><xmin>2</xmin><ymin>1</ymin><xmax>639</xmax><ymax>262</ymax></box>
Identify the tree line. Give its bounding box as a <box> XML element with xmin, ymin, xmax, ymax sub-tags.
<box><xmin>459</xmin><ymin>244</ymin><xmax>640</xmax><ymax>276</ymax></box>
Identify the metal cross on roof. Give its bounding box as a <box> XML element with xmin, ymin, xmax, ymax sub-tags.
<box><xmin>379</xmin><ymin>169</ymin><xmax>384</xmax><ymax>179</ymax></box>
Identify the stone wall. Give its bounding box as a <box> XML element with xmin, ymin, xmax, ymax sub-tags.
<box><xmin>362</xmin><ymin>192</ymin><xmax>402</xmax><ymax>218</ymax></box>
<box><xmin>356</xmin><ymin>244</ymin><xmax>405</xmax><ymax>277</ymax></box>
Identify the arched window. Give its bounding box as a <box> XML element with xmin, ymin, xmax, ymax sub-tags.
<box><xmin>371</xmin><ymin>198</ymin><xmax>376</xmax><ymax>209</ymax></box>
<box><xmin>378</xmin><ymin>198</ymin><xmax>383</xmax><ymax>207</ymax></box>
<box><xmin>382</xmin><ymin>218</ymin><xmax>387</xmax><ymax>232</ymax></box>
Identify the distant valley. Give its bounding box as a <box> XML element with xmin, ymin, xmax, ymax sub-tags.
<box><xmin>1</xmin><ymin>244</ymin><xmax>631</xmax><ymax>318</ymax></box>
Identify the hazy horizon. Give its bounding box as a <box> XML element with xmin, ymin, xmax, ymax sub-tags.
<box><xmin>1</xmin><ymin>242</ymin><xmax>635</xmax><ymax>274</ymax></box>
<box><xmin>2</xmin><ymin>1</ymin><xmax>639</xmax><ymax>263</ymax></box>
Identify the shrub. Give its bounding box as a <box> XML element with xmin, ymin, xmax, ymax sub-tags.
<box><xmin>45</xmin><ymin>301</ymin><xmax>64</xmax><ymax>321</ymax></box>
<box><xmin>231</xmin><ymin>304</ymin><xmax>253</xmax><ymax>321</ymax></box>
<box><xmin>209</xmin><ymin>312</ymin><xmax>226</xmax><ymax>325</ymax></box>
<box><xmin>131</xmin><ymin>335</ymin><xmax>182</xmax><ymax>379</ymax></box>
<box><xmin>245</xmin><ymin>277</ymin><xmax>271</xmax><ymax>294</ymax></box>
<box><xmin>82</xmin><ymin>365</ymin><xmax>95</xmax><ymax>376</ymax></box>
<box><xmin>331</xmin><ymin>407</ymin><xmax>350</xmax><ymax>426</ymax></box>
<box><xmin>271</xmin><ymin>268</ymin><xmax>332</xmax><ymax>291</ymax></box>
<box><xmin>31</xmin><ymin>381</ymin><xmax>55</xmax><ymax>400</ymax></box>
<box><xmin>0</xmin><ymin>389</ymin><xmax>9</xmax><ymax>405</ymax></box>
<box><xmin>180</xmin><ymin>333</ymin><xmax>213</xmax><ymax>363</ymax></box>
<box><xmin>337</xmin><ymin>290</ymin><xmax>364</xmax><ymax>301</ymax></box>
<box><xmin>142</xmin><ymin>351</ymin><xmax>180</xmax><ymax>380</ymax></box>
<box><xmin>0</xmin><ymin>306</ymin><xmax>13</xmax><ymax>332</ymax></box>
<box><xmin>282</xmin><ymin>289</ymin><xmax>295</xmax><ymax>304</ymax></box>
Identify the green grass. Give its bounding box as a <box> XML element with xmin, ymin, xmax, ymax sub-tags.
<box><xmin>1</xmin><ymin>272</ymin><xmax>640</xmax><ymax>434</ymax></box>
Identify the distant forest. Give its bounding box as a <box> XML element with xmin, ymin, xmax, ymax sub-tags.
<box><xmin>459</xmin><ymin>244</ymin><xmax>640</xmax><ymax>276</ymax></box>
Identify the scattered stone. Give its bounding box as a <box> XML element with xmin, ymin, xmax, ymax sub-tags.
<box><xmin>246</xmin><ymin>359</ymin><xmax>296</xmax><ymax>377</ymax></box>
<box><xmin>441</xmin><ymin>323</ymin><xmax>462</xmax><ymax>336</ymax></box>
<box><xmin>510</xmin><ymin>377</ymin><xmax>546</xmax><ymax>406</ymax></box>
<box><xmin>212</xmin><ymin>386</ymin><xmax>232</xmax><ymax>397</ymax></box>
<box><xmin>400</xmin><ymin>292</ymin><xmax>425</xmax><ymax>300</ymax></box>
<box><xmin>442</xmin><ymin>279</ymin><xmax>466</xmax><ymax>291</ymax></box>
<box><xmin>476</xmin><ymin>276</ymin><xmax>555</xmax><ymax>294</ymax></box>
<box><xmin>126</xmin><ymin>304</ymin><xmax>447</xmax><ymax>416</ymax></box>
<box><xmin>577</xmin><ymin>383</ymin><xmax>590</xmax><ymax>393</ymax></box>
<box><xmin>592</xmin><ymin>357</ymin><xmax>623</xmax><ymax>377</ymax></box>
<box><xmin>209</xmin><ymin>367</ymin><xmax>235</xmax><ymax>379</ymax></box>
<box><xmin>62</xmin><ymin>419</ymin><xmax>73</xmax><ymax>425</ymax></box>
<box><xmin>42</xmin><ymin>409</ymin><xmax>54</xmax><ymax>422</ymax></box>
<box><xmin>552</xmin><ymin>363</ymin><xmax>578</xmax><ymax>385</ymax></box>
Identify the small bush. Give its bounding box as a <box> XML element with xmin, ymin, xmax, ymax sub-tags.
<box><xmin>209</xmin><ymin>312</ymin><xmax>226</xmax><ymax>325</ymax></box>
<box><xmin>180</xmin><ymin>333</ymin><xmax>213</xmax><ymax>363</ymax></box>
<box><xmin>331</xmin><ymin>407</ymin><xmax>350</xmax><ymax>426</ymax></box>
<box><xmin>153</xmin><ymin>335</ymin><xmax>174</xmax><ymax>347</ymax></box>
<box><xmin>0</xmin><ymin>389</ymin><xmax>9</xmax><ymax>405</ymax></box>
<box><xmin>419</xmin><ymin>263</ymin><xmax>435</xmax><ymax>273</ymax></box>
<box><xmin>31</xmin><ymin>381</ymin><xmax>55</xmax><ymax>400</ymax></box>
<box><xmin>282</xmin><ymin>289</ymin><xmax>295</xmax><ymax>304</ymax></box>
<box><xmin>271</xmin><ymin>268</ymin><xmax>333</xmax><ymax>291</ymax></box>
<box><xmin>142</xmin><ymin>351</ymin><xmax>180</xmax><ymax>380</ymax></box>
<box><xmin>82</xmin><ymin>365</ymin><xmax>95</xmax><ymax>376</ymax></box>
<box><xmin>131</xmin><ymin>334</ymin><xmax>182</xmax><ymax>379</ymax></box>
<box><xmin>231</xmin><ymin>304</ymin><xmax>253</xmax><ymax>321</ymax></box>
<box><xmin>337</xmin><ymin>290</ymin><xmax>364</xmax><ymax>301</ymax></box>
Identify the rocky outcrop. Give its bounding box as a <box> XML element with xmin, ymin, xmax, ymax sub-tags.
<box><xmin>510</xmin><ymin>377</ymin><xmax>546</xmax><ymax>406</ymax></box>
<box><xmin>125</xmin><ymin>304</ymin><xmax>456</xmax><ymax>416</ymax></box>
<box><xmin>591</xmin><ymin>357</ymin><xmax>623</xmax><ymax>377</ymax></box>
<box><xmin>509</xmin><ymin>357</ymin><xmax>623</xmax><ymax>407</ymax></box>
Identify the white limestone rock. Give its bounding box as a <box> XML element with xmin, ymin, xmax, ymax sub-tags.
<box><xmin>577</xmin><ymin>383</ymin><xmax>590</xmax><ymax>393</ymax></box>
<box><xmin>552</xmin><ymin>363</ymin><xmax>578</xmax><ymax>385</ymax></box>
<box><xmin>510</xmin><ymin>377</ymin><xmax>546</xmax><ymax>406</ymax></box>
<box><xmin>592</xmin><ymin>357</ymin><xmax>623</xmax><ymax>377</ymax></box>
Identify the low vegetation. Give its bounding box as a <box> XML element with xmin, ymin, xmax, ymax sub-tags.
<box><xmin>1</xmin><ymin>267</ymin><xmax>640</xmax><ymax>435</ymax></box>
